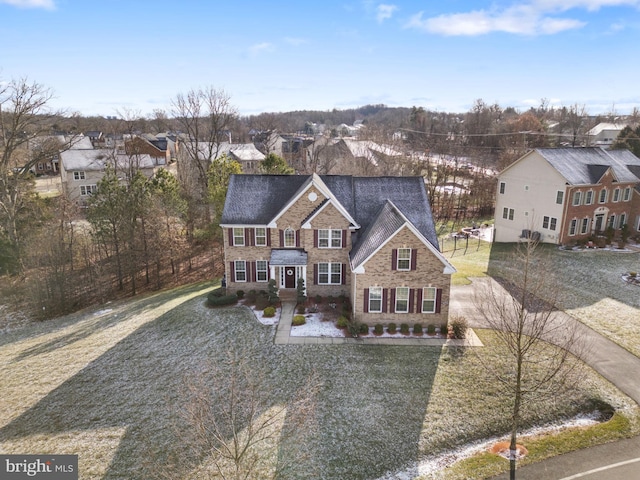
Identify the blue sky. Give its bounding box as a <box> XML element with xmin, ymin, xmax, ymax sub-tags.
<box><xmin>1</xmin><ymin>0</ymin><xmax>639</xmax><ymax>117</ymax></box>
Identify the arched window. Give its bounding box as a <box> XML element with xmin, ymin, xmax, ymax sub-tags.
<box><xmin>284</xmin><ymin>228</ymin><xmax>296</xmax><ymax>247</ymax></box>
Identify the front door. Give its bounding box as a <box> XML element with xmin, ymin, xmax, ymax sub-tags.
<box><xmin>284</xmin><ymin>267</ymin><xmax>296</xmax><ymax>288</ymax></box>
<box><xmin>595</xmin><ymin>214</ymin><xmax>604</xmax><ymax>233</ymax></box>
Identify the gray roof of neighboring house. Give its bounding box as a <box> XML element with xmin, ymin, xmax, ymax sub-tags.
<box><xmin>536</xmin><ymin>148</ymin><xmax>640</xmax><ymax>185</ymax></box>
<box><xmin>221</xmin><ymin>174</ymin><xmax>439</xmax><ymax>256</ymax></box>
<box><xmin>60</xmin><ymin>150</ymin><xmax>157</xmax><ymax>171</ymax></box>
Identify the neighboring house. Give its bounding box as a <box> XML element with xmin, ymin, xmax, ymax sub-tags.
<box><xmin>221</xmin><ymin>174</ymin><xmax>455</xmax><ymax>325</ymax></box>
<box><xmin>85</xmin><ymin>131</ymin><xmax>105</xmax><ymax>148</ymax></box>
<box><xmin>494</xmin><ymin>148</ymin><xmax>640</xmax><ymax>244</ymax></box>
<box><xmin>125</xmin><ymin>136</ymin><xmax>169</xmax><ymax>165</ymax></box>
<box><xmin>305</xmin><ymin>138</ymin><xmax>406</xmax><ymax>175</ymax></box>
<box><xmin>177</xmin><ymin>140</ymin><xmax>265</xmax><ymax>174</ymax></box>
<box><xmin>586</xmin><ymin>123</ymin><xmax>626</xmax><ymax>147</ymax></box>
<box><xmin>225</xmin><ymin>143</ymin><xmax>265</xmax><ymax>173</ymax></box>
<box><xmin>29</xmin><ymin>135</ymin><xmax>93</xmax><ymax>175</ymax></box>
<box><xmin>60</xmin><ymin>149</ymin><xmax>161</xmax><ymax>205</ymax></box>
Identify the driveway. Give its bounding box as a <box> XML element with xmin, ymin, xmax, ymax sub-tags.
<box><xmin>451</xmin><ymin>278</ymin><xmax>640</xmax><ymax>480</ymax></box>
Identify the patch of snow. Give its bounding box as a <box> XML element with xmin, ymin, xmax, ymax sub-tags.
<box><xmin>290</xmin><ymin>313</ymin><xmax>342</xmax><ymax>337</ymax></box>
<box><xmin>375</xmin><ymin>413</ymin><xmax>601</xmax><ymax>479</ymax></box>
<box><xmin>94</xmin><ymin>309</ymin><xmax>113</xmax><ymax>316</ymax></box>
<box><xmin>244</xmin><ymin>303</ymin><xmax>280</xmax><ymax>326</ymax></box>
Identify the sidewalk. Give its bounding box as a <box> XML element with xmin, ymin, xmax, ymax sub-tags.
<box><xmin>273</xmin><ymin>301</ymin><xmax>483</xmax><ymax>346</ymax></box>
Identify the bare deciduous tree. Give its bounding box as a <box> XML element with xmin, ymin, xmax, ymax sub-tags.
<box><xmin>475</xmin><ymin>240</ymin><xmax>584</xmax><ymax>479</ymax></box>
<box><xmin>155</xmin><ymin>351</ymin><xmax>320</xmax><ymax>480</ymax></box>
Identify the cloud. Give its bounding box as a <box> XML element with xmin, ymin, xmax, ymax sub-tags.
<box><xmin>0</xmin><ymin>0</ymin><xmax>55</xmax><ymax>9</ymax></box>
<box><xmin>403</xmin><ymin>1</ymin><xmax>639</xmax><ymax>36</ymax></box>
<box><xmin>376</xmin><ymin>4</ymin><xmax>398</xmax><ymax>23</ymax></box>
<box><xmin>248</xmin><ymin>42</ymin><xmax>275</xmax><ymax>56</ymax></box>
<box><xmin>284</xmin><ymin>37</ymin><xmax>307</xmax><ymax>46</ymax></box>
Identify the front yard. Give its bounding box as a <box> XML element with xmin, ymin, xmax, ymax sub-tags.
<box><xmin>0</xmin><ymin>281</ymin><xmax>638</xmax><ymax>479</ymax></box>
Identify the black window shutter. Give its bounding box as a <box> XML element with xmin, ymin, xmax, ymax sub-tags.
<box><xmin>363</xmin><ymin>288</ymin><xmax>369</xmax><ymax>313</ymax></box>
<box><xmin>382</xmin><ymin>288</ymin><xmax>388</xmax><ymax>313</ymax></box>
<box><xmin>391</xmin><ymin>249</ymin><xmax>397</xmax><ymax>270</ymax></box>
<box><xmin>417</xmin><ymin>289</ymin><xmax>423</xmax><ymax>313</ymax></box>
<box><xmin>279</xmin><ymin>230</ymin><xmax>284</xmax><ymax>247</ymax></box>
<box><xmin>436</xmin><ymin>288</ymin><xmax>442</xmax><ymax>313</ymax></box>
<box><xmin>342</xmin><ymin>229</ymin><xmax>347</xmax><ymax>247</ymax></box>
<box><xmin>245</xmin><ymin>228</ymin><xmax>251</xmax><ymax>246</ymax></box>
<box><xmin>409</xmin><ymin>288</ymin><xmax>415</xmax><ymax>313</ymax></box>
<box><xmin>313</xmin><ymin>264</ymin><xmax>318</xmax><ymax>284</ymax></box>
<box><xmin>296</xmin><ymin>230</ymin><xmax>301</xmax><ymax>247</ymax></box>
<box><xmin>390</xmin><ymin>289</ymin><xmax>396</xmax><ymax>313</ymax></box>
<box><xmin>411</xmin><ymin>249</ymin><xmax>417</xmax><ymax>270</ymax></box>
<box><xmin>228</xmin><ymin>228</ymin><xmax>233</xmax><ymax>246</ymax></box>
<box><xmin>266</xmin><ymin>228</ymin><xmax>271</xmax><ymax>246</ymax></box>
<box><xmin>229</xmin><ymin>262</ymin><xmax>235</xmax><ymax>282</ymax></box>
<box><xmin>341</xmin><ymin>264</ymin><xmax>346</xmax><ymax>284</ymax></box>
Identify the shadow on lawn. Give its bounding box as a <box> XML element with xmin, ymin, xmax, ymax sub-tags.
<box><xmin>0</xmin><ymin>290</ymin><xmax>446</xmax><ymax>479</ymax></box>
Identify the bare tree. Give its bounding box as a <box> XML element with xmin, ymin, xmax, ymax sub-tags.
<box><xmin>172</xmin><ymin>87</ymin><xmax>238</xmax><ymax>232</ymax></box>
<box><xmin>475</xmin><ymin>240</ymin><xmax>584</xmax><ymax>479</ymax></box>
<box><xmin>0</xmin><ymin>78</ymin><xmax>68</xmax><ymax>272</ymax></box>
<box><xmin>156</xmin><ymin>350</ymin><xmax>320</xmax><ymax>480</ymax></box>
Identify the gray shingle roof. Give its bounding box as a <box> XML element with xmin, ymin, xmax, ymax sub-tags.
<box><xmin>270</xmin><ymin>249</ymin><xmax>308</xmax><ymax>266</ymax></box>
<box><xmin>536</xmin><ymin>148</ymin><xmax>640</xmax><ymax>184</ymax></box>
<box><xmin>349</xmin><ymin>200</ymin><xmax>406</xmax><ymax>268</ymax></box>
<box><xmin>221</xmin><ymin>174</ymin><xmax>439</xmax><ymax>258</ymax></box>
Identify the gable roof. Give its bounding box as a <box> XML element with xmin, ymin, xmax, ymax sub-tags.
<box><xmin>221</xmin><ymin>174</ymin><xmax>442</xmax><ymax>257</ymax></box>
<box><xmin>514</xmin><ymin>148</ymin><xmax>640</xmax><ymax>185</ymax></box>
<box><xmin>60</xmin><ymin>150</ymin><xmax>157</xmax><ymax>171</ymax></box>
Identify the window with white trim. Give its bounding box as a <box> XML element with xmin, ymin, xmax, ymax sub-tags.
<box><xmin>580</xmin><ymin>218</ymin><xmax>589</xmax><ymax>234</ymax></box>
<box><xmin>369</xmin><ymin>287</ymin><xmax>382</xmax><ymax>313</ymax></box>
<box><xmin>585</xmin><ymin>190</ymin><xmax>594</xmax><ymax>205</ymax></box>
<box><xmin>572</xmin><ymin>191</ymin><xmax>582</xmax><ymax>206</ymax></box>
<box><xmin>569</xmin><ymin>219</ymin><xmax>577</xmax><ymax>236</ymax></box>
<box><xmin>234</xmin><ymin>260</ymin><xmax>247</xmax><ymax>282</ymax></box>
<box><xmin>233</xmin><ymin>228</ymin><xmax>245</xmax><ymax>246</ymax></box>
<box><xmin>619</xmin><ymin>213</ymin><xmax>627</xmax><ymax>229</ymax></box>
<box><xmin>599</xmin><ymin>188</ymin><xmax>608</xmax><ymax>203</ymax></box>
<box><xmin>499</xmin><ymin>182</ymin><xmax>505</xmax><ymax>194</ymax></box>
<box><xmin>608</xmin><ymin>215</ymin><xmax>616</xmax><ymax>229</ymax></box>
<box><xmin>502</xmin><ymin>207</ymin><xmax>514</xmax><ymax>221</ymax></box>
<box><xmin>623</xmin><ymin>187</ymin><xmax>631</xmax><ymax>201</ymax></box>
<box><xmin>80</xmin><ymin>185</ymin><xmax>97</xmax><ymax>196</ymax></box>
<box><xmin>255</xmin><ymin>228</ymin><xmax>267</xmax><ymax>246</ymax></box>
<box><xmin>613</xmin><ymin>188</ymin><xmax>620</xmax><ymax>202</ymax></box>
<box><xmin>284</xmin><ymin>228</ymin><xmax>296</xmax><ymax>247</ymax></box>
<box><xmin>397</xmin><ymin>248</ymin><xmax>411</xmax><ymax>270</ymax></box>
<box><xmin>73</xmin><ymin>171</ymin><xmax>86</xmax><ymax>180</ymax></box>
<box><xmin>542</xmin><ymin>216</ymin><xmax>557</xmax><ymax>231</ymax></box>
<box><xmin>556</xmin><ymin>191</ymin><xmax>564</xmax><ymax>204</ymax></box>
<box><xmin>318</xmin><ymin>263</ymin><xmax>342</xmax><ymax>285</ymax></box>
<box><xmin>395</xmin><ymin>287</ymin><xmax>409</xmax><ymax>313</ymax></box>
<box><xmin>318</xmin><ymin>229</ymin><xmax>342</xmax><ymax>248</ymax></box>
<box><xmin>256</xmin><ymin>260</ymin><xmax>268</xmax><ymax>282</ymax></box>
<box><xmin>422</xmin><ymin>287</ymin><xmax>436</xmax><ymax>313</ymax></box>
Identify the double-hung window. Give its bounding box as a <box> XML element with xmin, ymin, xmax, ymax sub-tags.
<box><xmin>499</xmin><ymin>182</ymin><xmax>505</xmax><ymax>194</ymax></box>
<box><xmin>556</xmin><ymin>191</ymin><xmax>564</xmax><ymax>205</ymax></box>
<box><xmin>623</xmin><ymin>187</ymin><xmax>631</xmax><ymax>202</ymax></box>
<box><xmin>233</xmin><ymin>228</ymin><xmax>245</xmax><ymax>246</ymax></box>
<box><xmin>80</xmin><ymin>185</ymin><xmax>97</xmax><ymax>196</ymax></box>
<box><xmin>503</xmin><ymin>207</ymin><xmax>514</xmax><ymax>221</ymax></box>
<box><xmin>572</xmin><ymin>191</ymin><xmax>582</xmax><ymax>206</ymax></box>
<box><xmin>585</xmin><ymin>190</ymin><xmax>594</xmax><ymax>205</ymax></box>
<box><xmin>569</xmin><ymin>219</ymin><xmax>577</xmax><ymax>236</ymax></box>
<box><xmin>397</xmin><ymin>248</ymin><xmax>411</xmax><ymax>270</ymax></box>
<box><xmin>73</xmin><ymin>171</ymin><xmax>85</xmax><ymax>180</ymax></box>
<box><xmin>368</xmin><ymin>287</ymin><xmax>382</xmax><ymax>313</ymax></box>
<box><xmin>234</xmin><ymin>260</ymin><xmax>247</xmax><ymax>282</ymax></box>
<box><xmin>543</xmin><ymin>216</ymin><xmax>557</xmax><ymax>231</ymax></box>
<box><xmin>422</xmin><ymin>287</ymin><xmax>436</xmax><ymax>313</ymax></box>
<box><xmin>256</xmin><ymin>260</ymin><xmax>268</xmax><ymax>282</ymax></box>
<box><xmin>599</xmin><ymin>188</ymin><xmax>608</xmax><ymax>204</ymax></box>
<box><xmin>613</xmin><ymin>188</ymin><xmax>621</xmax><ymax>202</ymax></box>
<box><xmin>580</xmin><ymin>218</ymin><xmax>589</xmax><ymax>234</ymax></box>
<box><xmin>284</xmin><ymin>228</ymin><xmax>296</xmax><ymax>247</ymax></box>
<box><xmin>318</xmin><ymin>263</ymin><xmax>342</xmax><ymax>285</ymax></box>
<box><xmin>255</xmin><ymin>228</ymin><xmax>267</xmax><ymax>246</ymax></box>
<box><xmin>318</xmin><ymin>229</ymin><xmax>342</xmax><ymax>248</ymax></box>
<box><xmin>395</xmin><ymin>287</ymin><xmax>409</xmax><ymax>313</ymax></box>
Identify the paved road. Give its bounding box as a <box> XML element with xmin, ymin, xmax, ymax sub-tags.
<box><xmin>450</xmin><ymin>278</ymin><xmax>640</xmax><ymax>480</ymax></box>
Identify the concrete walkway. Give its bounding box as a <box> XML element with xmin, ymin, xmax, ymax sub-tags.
<box><xmin>273</xmin><ymin>301</ymin><xmax>483</xmax><ymax>346</ymax></box>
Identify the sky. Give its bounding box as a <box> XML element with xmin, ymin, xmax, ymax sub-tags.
<box><xmin>1</xmin><ymin>0</ymin><xmax>639</xmax><ymax>118</ymax></box>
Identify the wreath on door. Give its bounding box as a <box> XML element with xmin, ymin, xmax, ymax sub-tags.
<box><xmin>286</xmin><ymin>269</ymin><xmax>294</xmax><ymax>276</ymax></box>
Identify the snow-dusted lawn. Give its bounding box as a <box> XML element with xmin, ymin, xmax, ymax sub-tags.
<box><xmin>1</xmin><ymin>282</ymin><xmax>637</xmax><ymax>479</ymax></box>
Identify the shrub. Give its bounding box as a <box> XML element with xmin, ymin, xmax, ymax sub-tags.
<box><xmin>359</xmin><ymin>322</ymin><xmax>369</xmax><ymax>334</ymax></box>
<box><xmin>427</xmin><ymin>324</ymin><xmax>436</xmax><ymax>335</ymax></box>
<box><xmin>209</xmin><ymin>287</ymin><xmax>226</xmax><ymax>298</ymax></box>
<box><xmin>267</xmin><ymin>279</ymin><xmax>279</xmax><ymax>305</ymax></box>
<box><xmin>292</xmin><ymin>315</ymin><xmax>306</xmax><ymax>326</ymax></box>
<box><xmin>400</xmin><ymin>323</ymin><xmax>410</xmax><ymax>335</ymax></box>
<box><xmin>387</xmin><ymin>322</ymin><xmax>397</xmax><ymax>334</ymax></box>
<box><xmin>314</xmin><ymin>294</ymin><xmax>323</xmax><ymax>303</ymax></box>
<box><xmin>347</xmin><ymin>320</ymin><xmax>361</xmax><ymax>337</ymax></box>
<box><xmin>296</xmin><ymin>277</ymin><xmax>307</xmax><ymax>304</ymax></box>
<box><xmin>440</xmin><ymin>323</ymin><xmax>449</xmax><ymax>336</ymax></box>
<box><xmin>236</xmin><ymin>290</ymin><xmax>245</xmax><ymax>299</ymax></box>
<box><xmin>263</xmin><ymin>306</ymin><xmax>276</xmax><ymax>318</ymax></box>
<box><xmin>207</xmin><ymin>292</ymin><xmax>238</xmax><ymax>307</ymax></box>
<box><xmin>336</xmin><ymin>315</ymin><xmax>349</xmax><ymax>329</ymax></box>
<box><xmin>255</xmin><ymin>294</ymin><xmax>269</xmax><ymax>310</ymax></box>
<box><xmin>374</xmin><ymin>324</ymin><xmax>384</xmax><ymax>335</ymax></box>
<box><xmin>450</xmin><ymin>316</ymin><xmax>468</xmax><ymax>339</ymax></box>
<box><xmin>413</xmin><ymin>323</ymin><xmax>423</xmax><ymax>335</ymax></box>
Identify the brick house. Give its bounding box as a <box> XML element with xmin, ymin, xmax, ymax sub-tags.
<box><xmin>220</xmin><ymin>174</ymin><xmax>455</xmax><ymax>325</ymax></box>
<box><xmin>495</xmin><ymin>148</ymin><xmax>640</xmax><ymax>244</ymax></box>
